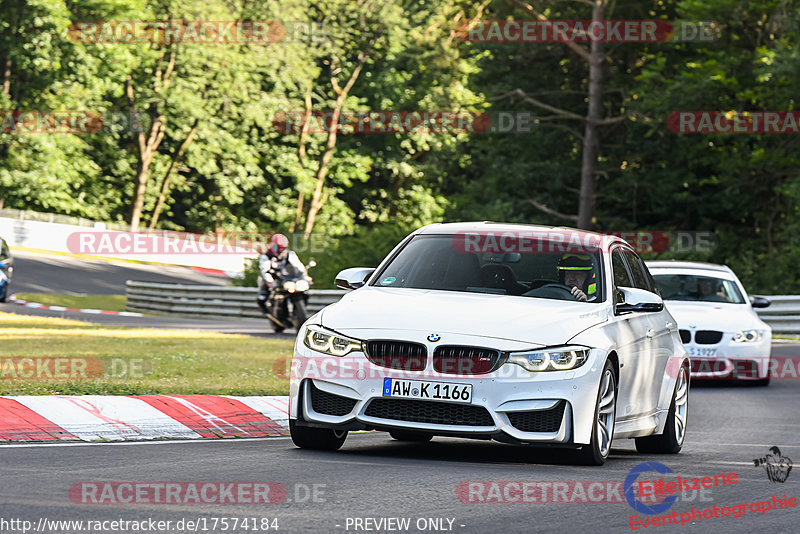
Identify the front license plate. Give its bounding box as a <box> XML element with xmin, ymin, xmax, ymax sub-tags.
<box><xmin>383</xmin><ymin>378</ymin><xmax>472</xmax><ymax>404</ymax></box>
<box><xmin>688</xmin><ymin>347</ymin><xmax>717</xmax><ymax>357</ymax></box>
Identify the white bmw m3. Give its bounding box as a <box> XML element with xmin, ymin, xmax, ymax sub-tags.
<box><xmin>647</xmin><ymin>261</ymin><xmax>772</xmax><ymax>385</ymax></box>
<box><xmin>289</xmin><ymin>223</ymin><xmax>690</xmax><ymax>465</ymax></box>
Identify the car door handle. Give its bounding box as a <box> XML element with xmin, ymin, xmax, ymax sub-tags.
<box><xmin>646</xmin><ymin>329</ymin><xmax>655</xmax><ymax>339</ymax></box>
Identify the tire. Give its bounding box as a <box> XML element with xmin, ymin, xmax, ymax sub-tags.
<box><xmin>267</xmin><ymin>298</ymin><xmax>287</xmax><ymax>333</ymax></box>
<box><xmin>289</xmin><ymin>420</ymin><xmax>348</xmax><ymax>451</ymax></box>
<box><xmin>269</xmin><ymin>320</ymin><xmax>285</xmax><ymax>334</ymax></box>
<box><xmin>576</xmin><ymin>360</ymin><xmax>617</xmax><ymax>466</ymax></box>
<box><xmin>389</xmin><ymin>430</ymin><xmax>433</xmax><ymax>442</ymax></box>
<box><xmin>635</xmin><ymin>364</ymin><xmax>689</xmax><ymax>454</ymax></box>
<box><xmin>293</xmin><ymin>297</ymin><xmax>308</xmax><ymax>327</ymax></box>
<box><xmin>0</xmin><ymin>283</ymin><xmax>7</xmax><ymax>303</ymax></box>
<box><xmin>749</xmin><ymin>361</ymin><xmax>771</xmax><ymax>386</ymax></box>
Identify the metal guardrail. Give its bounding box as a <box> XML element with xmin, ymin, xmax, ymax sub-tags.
<box><xmin>125</xmin><ymin>282</ymin><xmax>800</xmax><ymax>334</ymax></box>
<box><xmin>0</xmin><ymin>207</ymin><xmax>129</xmax><ymax>230</ymax></box>
<box><xmin>125</xmin><ymin>280</ymin><xmax>346</xmax><ymax>318</ymax></box>
<box><xmin>753</xmin><ymin>296</ymin><xmax>800</xmax><ymax>334</ymax></box>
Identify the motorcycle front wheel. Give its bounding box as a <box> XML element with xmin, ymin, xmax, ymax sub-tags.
<box><xmin>267</xmin><ymin>296</ymin><xmax>288</xmax><ymax>333</ymax></box>
<box><xmin>293</xmin><ymin>297</ymin><xmax>308</xmax><ymax>327</ymax></box>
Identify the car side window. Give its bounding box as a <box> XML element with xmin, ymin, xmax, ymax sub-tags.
<box><xmin>611</xmin><ymin>250</ymin><xmax>633</xmax><ymax>304</ymax></box>
<box><xmin>622</xmin><ymin>250</ymin><xmax>653</xmax><ymax>292</ymax></box>
<box><xmin>642</xmin><ymin>264</ymin><xmax>659</xmax><ymax>295</ymax></box>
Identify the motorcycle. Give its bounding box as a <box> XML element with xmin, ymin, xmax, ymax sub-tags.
<box><xmin>265</xmin><ymin>260</ymin><xmax>316</xmax><ymax>333</ymax></box>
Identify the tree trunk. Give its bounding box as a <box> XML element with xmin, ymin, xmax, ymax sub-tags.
<box><xmin>577</xmin><ymin>0</ymin><xmax>606</xmax><ymax>230</ymax></box>
<box><xmin>290</xmin><ymin>90</ymin><xmax>314</xmax><ymax>233</ymax></box>
<box><xmin>303</xmin><ymin>121</ymin><xmax>338</xmax><ymax>238</ymax></box>
<box><xmin>149</xmin><ymin>119</ymin><xmax>199</xmax><ymax>230</ymax></box>
<box><xmin>127</xmin><ymin>51</ymin><xmax>174</xmax><ymax>231</ymax></box>
<box><xmin>130</xmin><ymin>161</ymin><xmax>152</xmax><ymax>230</ymax></box>
<box><xmin>129</xmin><ymin>111</ymin><xmax>166</xmax><ymax>230</ymax></box>
<box><xmin>303</xmin><ymin>50</ymin><xmax>369</xmax><ymax>238</ymax></box>
<box><xmin>2</xmin><ymin>57</ymin><xmax>10</xmax><ymax>95</ymax></box>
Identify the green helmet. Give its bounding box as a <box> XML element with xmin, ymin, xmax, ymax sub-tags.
<box><xmin>558</xmin><ymin>254</ymin><xmax>597</xmax><ymax>296</ymax></box>
<box><xmin>557</xmin><ymin>254</ymin><xmax>593</xmax><ymax>271</ymax></box>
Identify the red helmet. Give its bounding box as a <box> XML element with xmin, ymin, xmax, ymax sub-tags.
<box><xmin>270</xmin><ymin>233</ymin><xmax>289</xmax><ymax>255</ymax></box>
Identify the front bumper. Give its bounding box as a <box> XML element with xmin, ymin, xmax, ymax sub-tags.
<box><xmin>289</xmin><ymin>344</ymin><xmax>606</xmax><ymax>446</ymax></box>
<box><xmin>686</xmin><ymin>335</ymin><xmax>772</xmax><ymax>380</ymax></box>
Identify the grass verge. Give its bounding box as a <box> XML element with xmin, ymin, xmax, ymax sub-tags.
<box><xmin>0</xmin><ymin>313</ymin><xmax>292</xmax><ymax>396</ymax></box>
<box><xmin>15</xmin><ymin>293</ymin><xmax>128</xmax><ymax>312</ymax></box>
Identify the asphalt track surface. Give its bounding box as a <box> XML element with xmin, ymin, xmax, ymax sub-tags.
<box><xmin>8</xmin><ymin>250</ymin><xmax>229</xmax><ymax>295</ymax></box>
<box><xmin>0</xmin><ymin>302</ymin><xmax>286</xmax><ymax>337</ymax></box>
<box><xmin>0</xmin><ymin>251</ymin><xmax>291</xmax><ymax>336</ymax></box>
<box><xmin>1</xmin><ymin>376</ymin><xmax>799</xmax><ymax>533</ymax></box>
<box><xmin>2</xmin><ymin>252</ymin><xmax>799</xmax><ymax>532</ymax></box>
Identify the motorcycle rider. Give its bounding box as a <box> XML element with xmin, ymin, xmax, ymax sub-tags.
<box><xmin>256</xmin><ymin>233</ymin><xmax>309</xmax><ymax>314</ymax></box>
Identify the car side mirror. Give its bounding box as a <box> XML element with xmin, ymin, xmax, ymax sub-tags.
<box><xmin>335</xmin><ymin>267</ymin><xmax>375</xmax><ymax>290</ymax></box>
<box><xmin>616</xmin><ymin>287</ymin><xmax>664</xmax><ymax>314</ymax></box>
<box><xmin>750</xmin><ymin>295</ymin><xmax>771</xmax><ymax>308</ymax></box>
<box><xmin>306</xmin><ymin>260</ymin><xmax>317</xmax><ymax>269</ymax></box>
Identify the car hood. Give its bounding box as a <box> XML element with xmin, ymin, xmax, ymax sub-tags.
<box><xmin>662</xmin><ymin>301</ymin><xmax>763</xmax><ymax>331</ymax></box>
<box><xmin>319</xmin><ymin>287</ymin><xmax>610</xmax><ymax>345</ymax></box>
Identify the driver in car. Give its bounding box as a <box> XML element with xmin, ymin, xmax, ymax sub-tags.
<box><xmin>697</xmin><ymin>278</ymin><xmax>727</xmax><ymax>302</ymax></box>
<box><xmin>557</xmin><ymin>254</ymin><xmax>597</xmax><ymax>302</ymax></box>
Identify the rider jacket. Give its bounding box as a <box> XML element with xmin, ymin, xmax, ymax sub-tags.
<box><xmin>259</xmin><ymin>250</ymin><xmax>307</xmax><ymax>287</ymax></box>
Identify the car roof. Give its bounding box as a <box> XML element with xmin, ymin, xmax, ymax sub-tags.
<box><xmin>645</xmin><ymin>260</ymin><xmax>734</xmax><ymax>274</ymax></box>
<box><xmin>415</xmin><ymin>222</ymin><xmax>628</xmax><ymax>248</ymax></box>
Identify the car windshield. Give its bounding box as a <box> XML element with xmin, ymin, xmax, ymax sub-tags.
<box><xmin>371</xmin><ymin>234</ymin><xmax>603</xmax><ymax>302</ymax></box>
<box><xmin>652</xmin><ymin>273</ymin><xmax>745</xmax><ymax>304</ymax></box>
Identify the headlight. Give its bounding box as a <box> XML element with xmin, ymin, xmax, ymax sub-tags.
<box><xmin>295</xmin><ymin>279</ymin><xmax>310</xmax><ymax>292</ymax></box>
<box><xmin>732</xmin><ymin>330</ymin><xmax>763</xmax><ymax>343</ymax></box>
<box><xmin>283</xmin><ymin>281</ymin><xmax>296</xmax><ymax>293</ymax></box>
<box><xmin>303</xmin><ymin>326</ymin><xmax>363</xmax><ymax>357</ymax></box>
<box><xmin>507</xmin><ymin>345</ymin><xmax>590</xmax><ymax>372</ymax></box>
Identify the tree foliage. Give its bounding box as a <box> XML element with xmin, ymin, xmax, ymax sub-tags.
<box><xmin>2</xmin><ymin>0</ymin><xmax>800</xmax><ymax>291</ymax></box>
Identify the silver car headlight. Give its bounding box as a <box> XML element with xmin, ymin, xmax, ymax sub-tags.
<box><xmin>732</xmin><ymin>330</ymin><xmax>763</xmax><ymax>343</ymax></box>
<box><xmin>507</xmin><ymin>345</ymin><xmax>590</xmax><ymax>372</ymax></box>
<box><xmin>303</xmin><ymin>325</ymin><xmax>363</xmax><ymax>357</ymax></box>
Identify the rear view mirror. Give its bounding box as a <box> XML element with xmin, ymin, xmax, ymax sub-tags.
<box><xmin>616</xmin><ymin>287</ymin><xmax>664</xmax><ymax>314</ymax></box>
<box><xmin>335</xmin><ymin>268</ymin><xmax>375</xmax><ymax>290</ymax></box>
<box><xmin>750</xmin><ymin>296</ymin><xmax>771</xmax><ymax>308</ymax></box>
